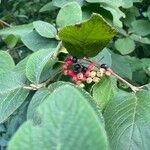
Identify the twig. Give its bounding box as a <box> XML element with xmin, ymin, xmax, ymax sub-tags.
<box><xmin>0</xmin><ymin>19</ymin><xmax>11</xmax><ymax>27</ymax></box>
<box><xmin>83</xmin><ymin>57</ymin><xmax>142</xmax><ymax>93</ymax></box>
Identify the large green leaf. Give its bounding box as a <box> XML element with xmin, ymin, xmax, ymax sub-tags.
<box><xmin>52</xmin><ymin>0</ymin><xmax>85</xmax><ymax>7</ymax></box>
<box><xmin>0</xmin><ymin>24</ymin><xmax>33</xmax><ymax>37</ymax></box>
<box><xmin>131</xmin><ymin>20</ymin><xmax>150</xmax><ymax>36</ymax></box>
<box><xmin>56</xmin><ymin>2</ymin><xmax>82</xmax><ymax>28</ymax></box>
<box><xmin>8</xmin><ymin>84</ymin><xmax>108</xmax><ymax>150</ymax></box>
<box><xmin>0</xmin><ymin>71</ymin><xmax>27</xmax><ymax>93</ymax></box>
<box><xmin>0</xmin><ymin>51</ymin><xmax>15</xmax><ymax>74</ymax></box>
<box><xmin>93</xmin><ymin>77</ymin><xmax>118</xmax><ymax>110</ymax></box>
<box><xmin>26</xmin><ymin>49</ymin><xmax>57</xmax><ymax>84</ymax></box>
<box><xmin>104</xmin><ymin>90</ymin><xmax>150</xmax><ymax>150</ymax></box>
<box><xmin>86</xmin><ymin>0</ymin><xmax>142</xmax><ymax>8</ymax></box>
<box><xmin>115</xmin><ymin>38</ymin><xmax>135</xmax><ymax>55</ymax></box>
<box><xmin>59</xmin><ymin>13</ymin><xmax>116</xmax><ymax>57</ymax></box>
<box><xmin>21</xmin><ymin>31</ymin><xmax>57</xmax><ymax>51</ymax></box>
<box><xmin>27</xmin><ymin>81</ymin><xmax>66</xmax><ymax>123</ymax></box>
<box><xmin>33</xmin><ymin>21</ymin><xmax>57</xmax><ymax>38</ymax></box>
<box><xmin>100</xmin><ymin>3</ymin><xmax>125</xmax><ymax>27</ymax></box>
<box><xmin>111</xmin><ymin>52</ymin><xmax>132</xmax><ymax>80</ymax></box>
<box><xmin>0</xmin><ymin>88</ymin><xmax>29</xmax><ymax>123</ymax></box>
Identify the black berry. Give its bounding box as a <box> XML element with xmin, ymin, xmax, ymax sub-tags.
<box><xmin>73</xmin><ymin>64</ymin><xmax>81</xmax><ymax>73</ymax></box>
<box><xmin>72</xmin><ymin>56</ymin><xmax>78</xmax><ymax>63</ymax></box>
<box><xmin>100</xmin><ymin>64</ymin><xmax>108</xmax><ymax>70</ymax></box>
<box><xmin>81</xmin><ymin>66</ymin><xmax>88</xmax><ymax>73</ymax></box>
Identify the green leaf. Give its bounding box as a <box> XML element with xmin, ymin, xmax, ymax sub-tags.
<box><xmin>39</xmin><ymin>2</ymin><xmax>57</xmax><ymax>12</ymax></box>
<box><xmin>21</xmin><ymin>31</ymin><xmax>57</xmax><ymax>51</ymax></box>
<box><xmin>52</xmin><ymin>0</ymin><xmax>85</xmax><ymax>7</ymax></box>
<box><xmin>91</xmin><ymin>48</ymin><xmax>112</xmax><ymax>67</ymax></box>
<box><xmin>0</xmin><ymin>24</ymin><xmax>33</xmax><ymax>37</ymax></box>
<box><xmin>130</xmin><ymin>34</ymin><xmax>150</xmax><ymax>44</ymax></box>
<box><xmin>0</xmin><ymin>51</ymin><xmax>15</xmax><ymax>74</ymax></box>
<box><xmin>59</xmin><ymin>13</ymin><xmax>116</xmax><ymax>58</ymax></box>
<box><xmin>33</xmin><ymin>21</ymin><xmax>57</xmax><ymax>38</ymax></box>
<box><xmin>131</xmin><ymin>20</ymin><xmax>150</xmax><ymax>36</ymax></box>
<box><xmin>27</xmin><ymin>81</ymin><xmax>66</xmax><ymax>123</ymax></box>
<box><xmin>111</xmin><ymin>52</ymin><xmax>132</xmax><ymax>80</ymax></box>
<box><xmin>0</xmin><ymin>71</ymin><xmax>27</xmax><ymax>93</ymax></box>
<box><xmin>115</xmin><ymin>38</ymin><xmax>135</xmax><ymax>55</ymax></box>
<box><xmin>0</xmin><ymin>88</ymin><xmax>29</xmax><ymax>123</ymax></box>
<box><xmin>8</xmin><ymin>84</ymin><xmax>108</xmax><ymax>150</ymax></box>
<box><xmin>100</xmin><ymin>3</ymin><xmax>125</xmax><ymax>27</ymax></box>
<box><xmin>56</xmin><ymin>2</ymin><xmax>82</xmax><ymax>28</ymax></box>
<box><xmin>26</xmin><ymin>49</ymin><xmax>57</xmax><ymax>84</ymax></box>
<box><xmin>86</xmin><ymin>0</ymin><xmax>142</xmax><ymax>8</ymax></box>
<box><xmin>3</xmin><ymin>34</ymin><xmax>18</xmax><ymax>48</ymax></box>
<box><xmin>93</xmin><ymin>77</ymin><xmax>118</xmax><ymax>110</ymax></box>
<box><xmin>104</xmin><ymin>90</ymin><xmax>150</xmax><ymax>150</ymax></box>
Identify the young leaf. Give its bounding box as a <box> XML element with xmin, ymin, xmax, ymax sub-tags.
<box><xmin>8</xmin><ymin>84</ymin><xmax>109</xmax><ymax>150</ymax></box>
<box><xmin>58</xmin><ymin>13</ymin><xmax>116</xmax><ymax>57</ymax></box>
<box><xmin>26</xmin><ymin>49</ymin><xmax>57</xmax><ymax>84</ymax></box>
<box><xmin>21</xmin><ymin>31</ymin><xmax>57</xmax><ymax>51</ymax></box>
<box><xmin>93</xmin><ymin>77</ymin><xmax>118</xmax><ymax>110</ymax></box>
<box><xmin>0</xmin><ymin>88</ymin><xmax>29</xmax><ymax>123</ymax></box>
<box><xmin>33</xmin><ymin>21</ymin><xmax>57</xmax><ymax>38</ymax></box>
<box><xmin>56</xmin><ymin>2</ymin><xmax>82</xmax><ymax>28</ymax></box>
<box><xmin>115</xmin><ymin>38</ymin><xmax>135</xmax><ymax>55</ymax></box>
<box><xmin>104</xmin><ymin>90</ymin><xmax>150</xmax><ymax>150</ymax></box>
<box><xmin>0</xmin><ymin>51</ymin><xmax>15</xmax><ymax>74</ymax></box>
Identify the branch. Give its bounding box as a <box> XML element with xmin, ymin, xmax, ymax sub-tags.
<box><xmin>0</xmin><ymin>19</ymin><xmax>11</xmax><ymax>27</ymax></box>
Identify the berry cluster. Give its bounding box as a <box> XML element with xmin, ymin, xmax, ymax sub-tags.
<box><xmin>62</xmin><ymin>56</ymin><xmax>112</xmax><ymax>87</ymax></box>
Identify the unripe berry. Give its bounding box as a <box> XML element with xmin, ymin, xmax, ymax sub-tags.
<box><xmin>90</xmin><ymin>71</ymin><xmax>96</xmax><ymax>78</ymax></box>
<box><xmin>79</xmin><ymin>83</ymin><xmax>85</xmax><ymax>88</ymax></box>
<box><xmin>93</xmin><ymin>77</ymin><xmax>100</xmax><ymax>83</ymax></box>
<box><xmin>77</xmin><ymin>73</ymin><xmax>83</xmax><ymax>80</ymax></box>
<box><xmin>107</xmin><ymin>68</ymin><xmax>113</xmax><ymax>73</ymax></box>
<box><xmin>99</xmin><ymin>68</ymin><xmax>105</xmax><ymax>73</ymax></box>
<box><xmin>88</xmin><ymin>63</ymin><xmax>94</xmax><ymax>71</ymax></box>
<box><xmin>96</xmin><ymin>71</ymin><xmax>103</xmax><ymax>77</ymax></box>
<box><xmin>86</xmin><ymin>77</ymin><xmax>93</xmax><ymax>84</ymax></box>
<box><xmin>76</xmin><ymin>80</ymin><xmax>81</xmax><ymax>85</ymax></box>
<box><xmin>105</xmin><ymin>70</ymin><xmax>112</xmax><ymax>76</ymax></box>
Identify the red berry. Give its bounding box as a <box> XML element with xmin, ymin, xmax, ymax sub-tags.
<box><xmin>63</xmin><ymin>70</ymin><xmax>68</xmax><ymax>75</ymax></box>
<box><xmin>105</xmin><ymin>70</ymin><xmax>112</xmax><ymax>76</ymax></box>
<box><xmin>107</xmin><ymin>68</ymin><xmax>113</xmax><ymax>73</ymax></box>
<box><xmin>82</xmin><ymin>77</ymin><xmax>87</xmax><ymax>81</ymax></box>
<box><xmin>62</xmin><ymin>63</ymin><xmax>68</xmax><ymax>69</ymax></box>
<box><xmin>76</xmin><ymin>80</ymin><xmax>81</xmax><ymax>85</ymax></box>
<box><xmin>88</xmin><ymin>64</ymin><xmax>94</xmax><ymax>71</ymax></box>
<box><xmin>77</xmin><ymin>73</ymin><xmax>83</xmax><ymax>80</ymax></box>
<box><xmin>67</xmin><ymin>70</ymin><xmax>75</xmax><ymax>76</ymax></box>
<box><xmin>85</xmin><ymin>70</ymin><xmax>91</xmax><ymax>77</ymax></box>
<box><xmin>71</xmin><ymin>76</ymin><xmax>77</xmax><ymax>82</ymax></box>
<box><xmin>66</xmin><ymin>56</ymin><xmax>72</xmax><ymax>61</ymax></box>
<box><xmin>66</xmin><ymin>60</ymin><xmax>73</xmax><ymax>65</ymax></box>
